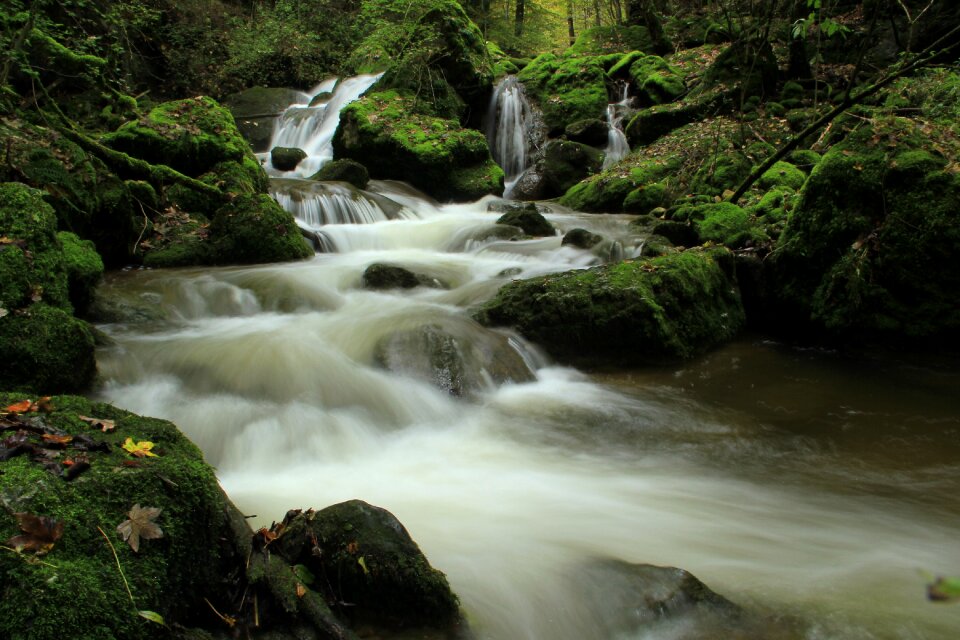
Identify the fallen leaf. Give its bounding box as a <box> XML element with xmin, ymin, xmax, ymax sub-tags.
<box><xmin>357</xmin><ymin>556</ymin><xmax>369</xmax><ymax>575</ymax></box>
<box><xmin>4</xmin><ymin>400</ymin><xmax>33</xmax><ymax>414</ymax></box>
<box><xmin>78</xmin><ymin>415</ymin><xmax>116</xmax><ymax>433</ymax></box>
<box><xmin>35</xmin><ymin>397</ymin><xmax>54</xmax><ymax>413</ymax></box>
<box><xmin>928</xmin><ymin>575</ymin><xmax>960</xmax><ymax>602</ymax></box>
<box><xmin>41</xmin><ymin>434</ymin><xmax>73</xmax><ymax>447</ymax></box>
<box><xmin>116</xmin><ymin>504</ymin><xmax>163</xmax><ymax>552</ymax></box>
<box><xmin>6</xmin><ymin>512</ymin><xmax>64</xmax><ymax>554</ymax></box>
<box><xmin>296</xmin><ymin>582</ymin><xmax>306</xmax><ymax>598</ymax></box>
<box><xmin>138</xmin><ymin>610</ymin><xmax>165</xmax><ymax>625</ymax></box>
<box><xmin>122</xmin><ymin>437</ymin><xmax>158</xmax><ymax>458</ymax></box>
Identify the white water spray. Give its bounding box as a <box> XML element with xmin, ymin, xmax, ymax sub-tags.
<box><xmin>603</xmin><ymin>82</ymin><xmax>632</xmax><ymax>169</ymax></box>
<box><xmin>486</xmin><ymin>76</ymin><xmax>540</xmax><ymax>197</ymax></box>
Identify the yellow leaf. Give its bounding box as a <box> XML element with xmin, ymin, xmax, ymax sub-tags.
<box><xmin>122</xmin><ymin>438</ymin><xmax>158</xmax><ymax>458</ymax></box>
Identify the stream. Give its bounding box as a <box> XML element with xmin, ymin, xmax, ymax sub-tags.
<box><xmin>91</xmin><ymin>78</ymin><xmax>960</xmax><ymax>639</ymax></box>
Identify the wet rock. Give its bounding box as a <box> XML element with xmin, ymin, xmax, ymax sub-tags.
<box><xmin>222</xmin><ymin>87</ymin><xmax>304</xmax><ymax>152</ymax></box>
<box><xmin>493</xmin><ymin>203</ymin><xmax>556</xmax><ymax>237</ymax></box>
<box><xmin>271</xmin><ymin>146</ymin><xmax>308</xmax><ymax>171</ymax></box>
<box><xmin>268</xmin><ymin>500</ymin><xmax>463</xmax><ymax>633</ymax></box>
<box><xmin>565</xmin><ymin>118</ymin><xmax>609</xmax><ymax>147</ymax></box>
<box><xmin>542</xmin><ymin>140</ymin><xmax>604</xmax><ymax>196</ymax></box>
<box><xmin>376</xmin><ymin>320</ymin><xmax>536</xmax><ymax>396</ymax></box>
<box><xmin>561</xmin><ymin>228</ymin><xmax>604</xmax><ymax>249</ymax></box>
<box><xmin>362</xmin><ymin>263</ymin><xmax>443</xmax><ymax>290</ymax></box>
<box><xmin>309</xmin><ymin>159</ymin><xmax>370</xmax><ymax>189</ymax></box>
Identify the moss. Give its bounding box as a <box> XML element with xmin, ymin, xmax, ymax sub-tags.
<box><xmin>517</xmin><ymin>53</ymin><xmax>609</xmax><ymax>134</ymax></box>
<box><xmin>103</xmin><ymin>97</ymin><xmax>249</xmax><ymax>177</ymax></box>
<box><xmin>270</xmin><ymin>147</ymin><xmax>307</xmax><ymax>171</ymax></box>
<box><xmin>543</xmin><ymin>140</ymin><xmax>604</xmax><ymax>194</ymax></box>
<box><xmin>781</xmin><ymin>81</ymin><xmax>804</xmax><ymax>101</ymax></box>
<box><xmin>694</xmin><ymin>202</ymin><xmax>768</xmax><ymax>249</ymax></box>
<box><xmin>568</xmin><ymin>25</ymin><xmax>660</xmax><ymax>56</ymax></box>
<box><xmin>0</xmin><ymin>304</ymin><xmax>95</xmax><ymax>393</ymax></box>
<box><xmin>753</xmin><ymin>187</ymin><xmax>796</xmax><ymax>222</ymax></box>
<box><xmin>0</xmin><ymin>183</ymin><xmax>70</xmax><ymax>313</ymax></box>
<box><xmin>333</xmin><ymin>91</ymin><xmax>502</xmax><ymax>201</ymax></box>
<box><xmin>623</xmin><ymin>182</ymin><xmax>668</xmax><ymax>214</ymax></box>
<box><xmin>57</xmin><ymin>232</ymin><xmax>104</xmax><ymax>316</ymax></box>
<box><xmin>560</xmin><ymin>156</ymin><xmax>679</xmax><ymax>213</ymax></box>
<box><xmin>787</xmin><ymin>149</ymin><xmax>821</xmax><ymax>172</ymax></box>
<box><xmin>625</xmin><ymin>55</ymin><xmax>686</xmax><ymax>106</ymax></box>
<box><xmin>475</xmin><ymin>249</ymin><xmax>745</xmax><ymax>364</ymax></box>
<box><xmin>210</xmin><ymin>194</ymin><xmax>312</xmax><ymax>265</ymax></box>
<box><xmin>757</xmin><ymin>161</ymin><xmax>807</xmax><ymax>191</ymax></box>
<box><xmin>496</xmin><ymin>205</ymin><xmax>555</xmax><ymax>237</ymax></box>
<box><xmin>310</xmin><ymin>159</ymin><xmax>370</xmax><ymax>189</ymax></box>
<box><xmin>0</xmin><ymin>394</ymin><xmax>233</xmax><ymax>639</ymax></box>
<box><xmin>772</xmin><ymin>116</ymin><xmax>960</xmax><ymax>342</ymax></box>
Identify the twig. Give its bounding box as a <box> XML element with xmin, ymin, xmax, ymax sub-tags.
<box><xmin>0</xmin><ymin>545</ymin><xmax>59</xmax><ymax>569</ymax></box>
<box><xmin>97</xmin><ymin>525</ymin><xmax>135</xmax><ymax>607</ymax></box>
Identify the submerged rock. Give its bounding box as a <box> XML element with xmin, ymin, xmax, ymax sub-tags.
<box><xmin>476</xmin><ymin>248</ymin><xmax>744</xmax><ymax>364</ymax></box>
<box><xmin>270</xmin><ymin>146</ymin><xmax>307</xmax><ymax>171</ymax></box>
<box><xmin>362</xmin><ymin>263</ymin><xmax>443</xmax><ymax>290</ymax></box>
<box><xmin>309</xmin><ymin>158</ymin><xmax>370</xmax><ymax>189</ymax></box>
<box><xmin>493</xmin><ymin>203</ymin><xmax>556</xmax><ymax>237</ymax></box>
<box><xmin>562</xmin><ymin>227</ymin><xmax>604</xmax><ymax>249</ymax></box>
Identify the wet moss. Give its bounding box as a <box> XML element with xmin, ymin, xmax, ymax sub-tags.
<box><xmin>693</xmin><ymin>202</ymin><xmax>769</xmax><ymax>249</ymax></box>
<box><xmin>209</xmin><ymin>194</ymin><xmax>312</xmax><ymax>265</ymax></box>
<box><xmin>475</xmin><ymin>248</ymin><xmax>745</xmax><ymax>364</ymax></box>
<box><xmin>517</xmin><ymin>53</ymin><xmax>609</xmax><ymax>134</ymax></box>
<box><xmin>310</xmin><ymin>159</ymin><xmax>370</xmax><ymax>189</ymax></box>
<box><xmin>757</xmin><ymin>161</ymin><xmax>806</xmax><ymax>191</ymax></box>
<box><xmin>0</xmin><ymin>394</ymin><xmax>232</xmax><ymax>640</ymax></box>
<box><xmin>57</xmin><ymin>232</ymin><xmax>104</xmax><ymax>316</ymax></box>
<box><xmin>0</xmin><ymin>304</ymin><xmax>95</xmax><ymax>393</ymax></box>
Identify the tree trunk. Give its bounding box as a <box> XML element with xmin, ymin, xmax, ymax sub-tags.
<box><xmin>568</xmin><ymin>0</ymin><xmax>577</xmax><ymax>45</ymax></box>
<box><xmin>515</xmin><ymin>0</ymin><xmax>525</xmax><ymax>37</ymax></box>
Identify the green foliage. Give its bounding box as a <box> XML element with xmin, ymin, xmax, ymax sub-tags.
<box><xmin>517</xmin><ymin>52</ymin><xmax>608</xmax><ymax>134</ymax></box>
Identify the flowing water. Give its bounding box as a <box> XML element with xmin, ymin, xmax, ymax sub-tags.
<box><xmin>91</xmin><ymin>80</ymin><xmax>960</xmax><ymax>639</ymax></box>
<box><xmin>486</xmin><ymin>76</ymin><xmax>541</xmax><ymax>198</ymax></box>
<box><xmin>603</xmin><ymin>83</ymin><xmax>632</xmax><ymax>170</ymax></box>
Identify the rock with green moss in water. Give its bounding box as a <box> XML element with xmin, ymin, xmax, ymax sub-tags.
<box><xmin>333</xmin><ymin>91</ymin><xmax>503</xmax><ymax>201</ymax></box>
<box><xmin>475</xmin><ymin>248</ymin><xmax>745</xmax><ymax>364</ymax></box>
<box><xmin>542</xmin><ymin>140</ymin><xmax>604</xmax><ymax>196</ymax></box>
<box><xmin>757</xmin><ymin>161</ymin><xmax>806</xmax><ymax>191</ymax></box>
<box><xmin>0</xmin><ymin>304</ymin><xmax>95</xmax><ymax>393</ymax></box>
<box><xmin>265</xmin><ymin>500</ymin><xmax>464</xmax><ymax>634</ymax></box>
<box><xmin>560</xmin><ymin>156</ymin><xmax>679</xmax><ymax>213</ymax></box>
<box><xmin>771</xmin><ymin>116</ymin><xmax>960</xmax><ymax>343</ymax></box>
<box><xmin>310</xmin><ymin>159</ymin><xmax>370</xmax><ymax>189</ymax></box>
<box><xmin>57</xmin><ymin>231</ymin><xmax>104</xmax><ymax>316</ymax></box>
<box><xmin>0</xmin><ymin>120</ymin><xmax>138</xmax><ymax>267</ymax></box>
<box><xmin>609</xmin><ymin>53</ymin><xmax>685</xmax><ymax>106</ymax></box>
<box><xmin>209</xmin><ymin>194</ymin><xmax>313</xmax><ymax>265</ymax></box>
<box><xmin>270</xmin><ymin>147</ymin><xmax>307</xmax><ymax>171</ymax></box>
<box><xmin>495</xmin><ymin>203</ymin><xmax>556</xmax><ymax>237</ymax></box>
<box><xmin>0</xmin><ymin>394</ymin><xmax>262</xmax><ymax>640</ymax></box>
<box><xmin>517</xmin><ymin>53</ymin><xmax>609</xmax><ymax>135</ymax></box>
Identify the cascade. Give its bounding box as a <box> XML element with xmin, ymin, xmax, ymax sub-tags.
<box><xmin>90</xmin><ymin>77</ymin><xmax>960</xmax><ymax>640</ymax></box>
<box><xmin>486</xmin><ymin>76</ymin><xmax>539</xmax><ymax>197</ymax></box>
<box><xmin>265</xmin><ymin>73</ymin><xmax>383</xmax><ymax>177</ymax></box>
<box><xmin>602</xmin><ymin>82</ymin><xmax>632</xmax><ymax>169</ymax></box>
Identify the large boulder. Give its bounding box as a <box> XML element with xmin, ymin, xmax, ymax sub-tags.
<box><xmin>475</xmin><ymin>248</ymin><xmax>745</xmax><ymax>364</ymax></box>
<box><xmin>57</xmin><ymin>231</ymin><xmax>104</xmax><ymax>317</ymax></box>
<box><xmin>494</xmin><ymin>202</ymin><xmax>556</xmax><ymax>237</ymax></box>
<box><xmin>333</xmin><ymin>91</ymin><xmax>504</xmax><ymax>201</ymax></box>
<box><xmin>517</xmin><ymin>53</ymin><xmax>609</xmax><ymax>135</ymax></box>
<box><xmin>267</xmin><ymin>500</ymin><xmax>463</xmax><ymax>633</ymax></box>
<box><xmin>542</xmin><ymin>140</ymin><xmax>604</xmax><ymax>196</ymax></box>
<box><xmin>771</xmin><ymin>116</ymin><xmax>960</xmax><ymax>343</ymax></box>
<box><xmin>310</xmin><ymin>158</ymin><xmax>371</xmax><ymax>189</ymax></box>
<box><xmin>0</xmin><ymin>395</ymin><xmax>248</xmax><ymax>639</ymax></box>
<box><xmin>222</xmin><ymin>86</ymin><xmax>305</xmax><ymax>152</ymax></box>
<box><xmin>609</xmin><ymin>53</ymin><xmax>686</xmax><ymax>106</ymax></box>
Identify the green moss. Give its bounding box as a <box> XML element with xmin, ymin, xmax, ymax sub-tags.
<box><xmin>333</xmin><ymin>91</ymin><xmax>502</xmax><ymax>201</ymax></box>
<box><xmin>209</xmin><ymin>194</ymin><xmax>312</xmax><ymax>265</ymax></box>
<box><xmin>57</xmin><ymin>232</ymin><xmax>104</xmax><ymax>316</ymax></box>
<box><xmin>758</xmin><ymin>161</ymin><xmax>807</xmax><ymax>190</ymax></box>
<box><xmin>787</xmin><ymin>149</ymin><xmax>821</xmax><ymax>172</ymax></box>
<box><xmin>781</xmin><ymin>81</ymin><xmax>804</xmax><ymax>101</ymax></box>
<box><xmin>568</xmin><ymin>25</ymin><xmax>659</xmax><ymax>56</ymax></box>
<box><xmin>310</xmin><ymin>159</ymin><xmax>371</xmax><ymax>189</ymax></box>
<box><xmin>0</xmin><ymin>395</ymin><xmax>232</xmax><ymax>639</ymax></box>
<box><xmin>517</xmin><ymin>53</ymin><xmax>609</xmax><ymax>134</ymax></box>
<box><xmin>625</xmin><ymin>55</ymin><xmax>685</xmax><ymax>105</ymax></box>
<box><xmin>475</xmin><ymin>249</ymin><xmax>745</xmax><ymax>363</ymax></box>
<box><xmin>623</xmin><ymin>182</ymin><xmax>668</xmax><ymax>214</ymax></box>
<box><xmin>0</xmin><ymin>304</ymin><xmax>95</xmax><ymax>393</ymax></box>
<box><xmin>773</xmin><ymin>116</ymin><xmax>960</xmax><ymax>341</ymax></box>
<box><xmin>103</xmin><ymin>97</ymin><xmax>249</xmax><ymax>177</ymax></box>
<box><xmin>694</xmin><ymin>202</ymin><xmax>768</xmax><ymax>249</ymax></box>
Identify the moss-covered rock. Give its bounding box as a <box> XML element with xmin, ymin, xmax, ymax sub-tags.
<box><xmin>562</xmin><ymin>228</ymin><xmax>604</xmax><ymax>249</ymax></box>
<box><xmin>0</xmin><ymin>394</ymin><xmax>245</xmax><ymax>639</ymax></box>
<box><xmin>103</xmin><ymin>96</ymin><xmax>250</xmax><ymax>177</ymax></box>
<box><xmin>333</xmin><ymin>91</ymin><xmax>503</xmax><ymax>201</ymax></box>
<box><xmin>0</xmin><ymin>183</ymin><xmax>70</xmax><ymax>313</ymax></box>
<box><xmin>542</xmin><ymin>140</ymin><xmax>604</xmax><ymax>196</ymax></box>
<box><xmin>560</xmin><ymin>157</ymin><xmax>678</xmax><ymax>213</ymax></box>
<box><xmin>757</xmin><ymin>161</ymin><xmax>806</xmax><ymax>191</ymax></box>
<box><xmin>692</xmin><ymin>202</ymin><xmax>769</xmax><ymax>249</ymax></box>
<box><xmin>57</xmin><ymin>232</ymin><xmax>104</xmax><ymax>316</ymax></box>
<box><xmin>361</xmin><ymin>263</ymin><xmax>441</xmax><ymax>289</ymax></box>
<box><xmin>209</xmin><ymin>194</ymin><xmax>313</xmax><ymax>265</ymax></box>
<box><xmin>565</xmin><ymin>118</ymin><xmax>610</xmax><ymax>147</ymax></box>
<box><xmin>309</xmin><ymin>159</ymin><xmax>371</xmax><ymax>189</ymax></box>
<box><xmin>0</xmin><ymin>304</ymin><xmax>96</xmax><ymax>393</ymax></box>
<box><xmin>772</xmin><ymin>117</ymin><xmax>960</xmax><ymax>343</ymax></box>
<box><xmin>613</xmin><ymin>54</ymin><xmax>685</xmax><ymax>106</ymax></box>
<box><xmin>269</xmin><ymin>501</ymin><xmax>462</xmax><ymax>632</ymax></box>
<box><xmin>475</xmin><ymin>249</ymin><xmax>745</xmax><ymax>364</ymax></box>
<box><xmin>568</xmin><ymin>25</ymin><xmax>662</xmax><ymax>56</ymax></box>
<box><xmin>495</xmin><ymin>203</ymin><xmax>556</xmax><ymax>237</ymax></box>
<box><xmin>517</xmin><ymin>53</ymin><xmax>609</xmax><ymax>135</ymax></box>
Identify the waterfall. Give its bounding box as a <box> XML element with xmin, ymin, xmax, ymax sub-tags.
<box><xmin>486</xmin><ymin>76</ymin><xmax>538</xmax><ymax>197</ymax></box>
<box><xmin>602</xmin><ymin>83</ymin><xmax>632</xmax><ymax>169</ymax></box>
<box><xmin>264</xmin><ymin>73</ymin><xmax>383</xmax><ymax>177</ymax></box>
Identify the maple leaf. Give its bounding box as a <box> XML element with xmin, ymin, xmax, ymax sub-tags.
<box><xmin>5</xmin><ymin>512</ymin><xmax>64</xmax><ymax>554</ymax></box>
<box><xmin>116</xmin><ymin>504</ymin><xmax>163</xmax><ymax>552</ymax></box>
<box><xmin>122</xmin><ymin>437</ymin><xmax>158</xmax><ymax>458</ymax></box>
<box><xmin>4</xmin><ymin>400</ymin><xmax>33</xmax><ymax>414</ymax></box>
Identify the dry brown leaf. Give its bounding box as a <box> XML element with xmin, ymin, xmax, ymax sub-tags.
<box><xmin>116</xmin><ymin>504</ymin><xmax>163</xmax><ymax>552</ymax></box>
<box><xmin>6</xmin><ymin>512</ymin><xmax>64</xmax><ymax>554</ymax></box>
<box><xmin>78</xmin><ymin>415</ymin><xmax>117</xmax><ymax>433</ymax></box>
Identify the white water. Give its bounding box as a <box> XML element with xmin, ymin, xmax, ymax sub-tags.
<box><xmin>262</xmin><ymin>73</ymin><xmax>383</xmax><ymax>177</ymax></box>
<box><xmin>486</xmin><ymin>76</ymin><xmax>540</xmax><ymax>198</ymax></box>
<box><xmin>92</xmin><ymin>80</ymin><xmax>960</xmax><ymax>639</ymax></box>
<box><xmin>603</xmin><ymin>83</ymin><xmax>632</xmax><ymax>169</ymax></box>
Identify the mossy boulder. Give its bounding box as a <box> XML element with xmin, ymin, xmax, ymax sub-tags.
<box><xmin>542</xmin><ymin>140</ymin><xmax>604</xmax><ymax>196</ymax></box>
<box><xmin>757</xmin><ymin>161</ymin><xmax>806</xmax><ymax>191</ymax></box>
<box><xmin>208</xmin><ymin>194</ymin><xmax>313</xmax><ymax>265</ymax></box>
<box><xmin>268</xmin><ymin>500</ymin><xmax>462</xmax><ymax>632</ymax></box>
<box><xmin>517</xmin><ymin>53</ymin><xmax>609</xmax><ymax>135</ymax></box>
<box><xmin>310</xmin><ymin>159</ymin><xmax>371</xmax><ymax>189</ymax></box>
<box><xmin>560</xmin><ymin>157</ymin><xmax>678</xmax><ymax>213</ymax></box>
<box><xmin>495</xmin><ymin>203</ymin><xmax>556</xmax><ymax>237</ymax></box>
<box><xmin>362</xmin><ymin>263</ymin><xmax>441</xmax><ymax>289</ymax></box>
<box><xmin>333</xmin><ymin>91</ymin><xmax>503</xmax><ymax>201</ymax></box>
<box><xmin>57</xmin><ymin>231</ymin><xmax>104</xmax><ymax>316</ymax></box>
<box><xmin>612</xmin><ymin>54</ymin><xmax>685</xmax><ymax>106</ymax></box>
<box><xmin>0</xmin><ymin>394</ymin><xmax>247</xmax><ymax>640</ymax></box>
<box><xmin>562</xmin><ymin>228</ymin><xmax>604</xmax><ymax>249</ymax></box>
<box><xmin>0</xmin><ymin>121</ymin><xmax>138</xmax><ymax>268</ymax></box>
<box><xmin>350</xmin><ymin>0</ymin><xmax>493</xmax><ymax>112</ymax></box>
<box><xmin>565</xmin><ymin>118</ymin><xmax>610</xmax><ymax>147</ymax></box>
<box><xmin>270</xmin><ymin>146</ymin><xmax>307</xmax><ymax>171</ymax></box>
<box><xmin>475</xmin><ymin>249</ymin><xmax>745</xmax><ymax>364</ymax></box>
<box><xmin>103</xmin><ymin>96</ymin><xmax>250</xmax><ymax>177</ymax></box>
<box><xmin>691</xmin><ymin>202</ymin><xmax>768</xmax><ymax>249</ymax></box>
<box><xmin>0</xmin><ymin>183</ymin><xmax>70</xmax><ymax>313</ymax></box>
<box><xmin>568</xmin><ymin>25</ymin><xmax>663</xmax><ymax>56</ymax></box>
<box><xmin>772</xmin><ymin>117</ymin><xmax>960</xmax><ymax>343</ymax></box>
